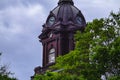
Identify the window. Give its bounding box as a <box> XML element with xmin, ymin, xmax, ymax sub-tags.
<box><xmin>76</xmin><ymin>16</ymin><xmax>83</xmax><ymax>25</ymax></box>
<box><xmin>49</xmin><ymin>48</ymin><xmax>55</xmax><ymax>63</ymax></box>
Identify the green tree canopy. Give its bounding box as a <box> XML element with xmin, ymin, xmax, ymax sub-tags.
<box><xmin>0</xmin><ymin>53</ymin><xmax>17</xmax><ymax>80</ymax></box>
<box><xmin>34</xmin><ymin>11</ymin><xmax>120</xmax><ymax>80</ymax></box>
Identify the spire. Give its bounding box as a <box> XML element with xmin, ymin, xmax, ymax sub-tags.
<box><xmin>58</xmin><ymin>0</ymin><xmax>74</xmax><ymax>5</ymax></box>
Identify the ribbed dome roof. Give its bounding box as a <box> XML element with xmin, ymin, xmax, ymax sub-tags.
<box><xmin>40</xmin><ymin>0</ymin><xmax>86</xmax><ymax>39</ymax></box>
<box><xmin>46</xmin><ymin>0</ymin><xmax>86</xmax><ymax>28</ymax></box>
<box><xmin>52</xmin><ymin>4</ymin><xmax>78</xmax><ymax>22</ymax></box>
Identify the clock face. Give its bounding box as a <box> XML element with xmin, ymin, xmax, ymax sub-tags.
<box><xmin>76</xmin><ymin>16</ymin><xmax>82</xmax><ymax>25</ymax></box>
<box><xmin>48</xmin><ymin>16</ymin><xmax>55</xmax><ymax>26</ymax></box>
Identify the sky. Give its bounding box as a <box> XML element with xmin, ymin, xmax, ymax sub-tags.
<box><xmin>0</xmin><ymin>0</ymin><xmax>120</xmax><ymax>80</ymax></box>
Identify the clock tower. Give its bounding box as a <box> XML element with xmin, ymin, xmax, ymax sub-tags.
<box><xmin>34</xmin><ymin>0</ymin><xmax>86</xmax><ymax>75</ymax></box>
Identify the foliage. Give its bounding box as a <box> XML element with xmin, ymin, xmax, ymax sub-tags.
<box><xmin>108</xmin><ymin>76</ymin><xmax>120</xmax><ymax>80</ymax></box>
<box><xmin>0</xmin><ymin>52</ymin><xmax>17</xmax><ymax>80</ymax></box>
<box><xmin>0</xmin><ymin>75</ymin><xmax>16</xmax><ymax>80</ymax></box>
<box><xmin>34</xmin><ymin>71</ymin><xmax>85</xmax><ymax>80</ymax></box>
<box><xmin>34</xmin><ymin>11</ymin><xmax>120</xmax><ymax>80</ymax></box>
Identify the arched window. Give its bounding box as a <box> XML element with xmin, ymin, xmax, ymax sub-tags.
<box><xmin>49</xmin><ymin>48</ymin><xmax>55</xmax><ymax>63</ymax></box>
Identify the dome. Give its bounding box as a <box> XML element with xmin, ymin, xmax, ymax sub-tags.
<box><xmin>45</xmin><ymin>0</ymin><xmax>86</xmax><ymax>30</ymax></box>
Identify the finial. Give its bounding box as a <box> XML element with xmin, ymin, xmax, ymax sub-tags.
<box><xmin>58</xmin><ymin>0</ymin><xmax>74</xmax><ymax>5</ymax></box>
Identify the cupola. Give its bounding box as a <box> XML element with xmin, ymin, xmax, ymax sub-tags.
<box><xmin>37</xmin><ymin>0</ymin><xmax>86</xmax><ymax>75</ymax></box>
<box><xmin>44</xmin><ymin>0</ymin><xmax>86</xmax><ymax>32</ymax></box>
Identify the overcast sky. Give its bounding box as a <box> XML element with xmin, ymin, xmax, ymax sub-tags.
<box><xmin>0</xmin><ymin>0</ymin><xmax>120</xmax><ymax>80</ymax></box>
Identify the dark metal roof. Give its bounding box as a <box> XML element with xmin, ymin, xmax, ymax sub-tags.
<box><xmin>52</xmin><ymin>4</ymin><xmax>79</xmax><ymax>23</ymax></box>
<box><xmin>40</xmin><ymin>0</ymin><xmax>86</xmax><ymax>39</ymax></box>
<box><xmin>46</xmin><ymin>0</ymin><xmax>86</xmax><ymax>26</ymax></box>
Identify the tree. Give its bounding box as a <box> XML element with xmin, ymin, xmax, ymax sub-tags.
<box><xmin>34</xmin><ymin>11</ymin><xmax>120</xmax><ymax>80</ymax></box>
<box><xmin>0</xmin><ymin>52</ymin><xmax>17</xmax><ymax>80</ymax></box>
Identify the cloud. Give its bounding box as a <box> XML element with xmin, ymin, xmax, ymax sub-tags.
<box><xmin>0</xmin><ymin>2</ymin><xmax>46</xmax><ymax>80</ymax></box>
<box><xmin>0</xmin><ymin>3</ymin><xmax>47</xmax><ymax>41</ymax></box>
<box><xmin>75</xmin><ymin>0</ymin><xmax>120</xmax><ymax>21</ymax></box>
<box><xmin>0</xmin><ymin>0</ymin><xmax>41</xmax><ymax>9</ymax></box>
